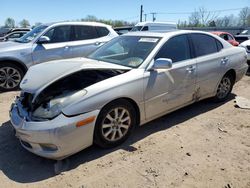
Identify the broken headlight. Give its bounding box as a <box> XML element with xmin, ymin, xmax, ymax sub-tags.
<box><xmin>32</xmin><ymin>90</ymin><xmax>87</xmax><ymax>120</ymax></box>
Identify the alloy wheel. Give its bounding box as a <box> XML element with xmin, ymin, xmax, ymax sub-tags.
<box><xmin>0</xmin><ymin>67</ymin><xmax>22</xmax><ymax>89</ymax></box>
<box><xmin>216</xmin><ymin>77</ymin><xmax>231</xmax><ymax>99</ymax></box>
<box><xmin>101</xmin><ymin>107</ymin><xmax>131</xmax><ymax>142</ymax></box>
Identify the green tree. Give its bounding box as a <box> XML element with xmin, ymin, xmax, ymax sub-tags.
<box><xmin>19</xmin><ymin>19</ymin><xmax>30</xmax><ymax>28</ymax></box>
<box><xmin>4</xmin><ymin>18</ymin><xmax>15</xmax><ymax>28</ymax></box>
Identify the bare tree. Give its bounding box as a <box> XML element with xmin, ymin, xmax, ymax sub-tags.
<box><xmin>4</xmin><ymin>18</ymin><xmax>15</xmax><ymax>28</ymax></box>
<box><xmin>189</xmin><ymin>7</ymin><xmax>219</xmax><ymax>27</ymax></box>
<box><xmin>239</xmin><ymin>7</ymin><xmax>250</xmax><ymax>26</ymax></box>
<box><xmin>189</xmin><ymin>10</ymin><xmax>200</xmax><ymax>26</ymax></box>
<box><xmin>198</xmin><ymin>7</ymin><xmax>219</xmax><ymax>26</ymax></box>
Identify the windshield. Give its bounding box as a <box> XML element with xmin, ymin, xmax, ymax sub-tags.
<box><xmin>88</xmin><ymin>36</ymin><xmax>160</xmax><ymax>68</ymax></box>
<box><xmin>15</xmin><ymin>25</ymin><xmax>48</xmax><ymax>43</ymax></box>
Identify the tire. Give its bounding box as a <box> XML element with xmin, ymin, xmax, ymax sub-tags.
<box><xmin>0</xmin><ymin>62</ymin><xmax>24</xmax><ymax>92</ymax></box>
<box><xmin>94</xmin><ymin>99</ymin><xmax>136</xmax><ymax>148</ymax></box>
<box><xmin>213</xmin><ymin>73</ymin><xmax>234</xmax><ymax>102</ymax></box>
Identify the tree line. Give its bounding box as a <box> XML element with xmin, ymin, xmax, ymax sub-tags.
<box><xmin>179</xmin><ymin>7</ymin><xmax>250</xmax><ymax>27</ymax></box>
<box><xmin>3</xmin><ymin>6</ymin><xmax>250</xmax><ymax>29</ymax></box>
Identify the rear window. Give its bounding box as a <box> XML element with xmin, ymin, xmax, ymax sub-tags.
<box><xmin>190</xmin><ymin>34</ymin><xmax>219</xmax><ymax>57</ymax></box>
<box><xmin>96</xmin><ymin>26</ymin><xmax>110</xmax><ymax>37</ymax></box>
<box><xmin>73</xmin><ymin>25</ymin><xmax>98</xmax><ymax>40</ymax></box>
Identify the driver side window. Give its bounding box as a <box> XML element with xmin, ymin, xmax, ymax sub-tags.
<box><xmin>155</xmin><ymin>35</ymin><xmax>191</xmax><ymax>63</ymax></box>
<box><xmin>43</xmin><ymin>26</ymin><xmax>71</xmax><ymax>43</ymax></box>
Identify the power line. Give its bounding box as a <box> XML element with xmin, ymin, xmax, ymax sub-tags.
<box><xmin>145</xmin><ymin>7</ymin><xmax>244</xmax><ymax>15</ymax></box>
<box><xmin>124</xmin><ymin>7</ymin><xmax>245</xmax><ymax>22</ymax></box>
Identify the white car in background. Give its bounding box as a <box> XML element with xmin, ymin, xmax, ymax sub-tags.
<box><xmin>239</xmin><ymin>39</ymin><xmax>250</xmax><ymax>61</ymax></box>
<box><xmin>0</xmin><ymin>22</ymin><xmax>118</xmax><ymax>91</ymax></box>
<box><xmin>131</xmin><ymin>21</ymin><xmax>177</xmax><ymax>32</ymax></box>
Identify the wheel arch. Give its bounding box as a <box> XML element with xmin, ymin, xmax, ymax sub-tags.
<box><xmin>224</xmin><ymin>69</ymin><xmax>236</xmax><ymax>84</ymax></box>
<box><xmin>101</xmin><ymin>97</ymin><xmax>141</xmax><ymax>126</ymax></box>
<box><xmin>0</xmin><ymin>58</ymin><xmax>28</xmax><ymax>74</ymax></box>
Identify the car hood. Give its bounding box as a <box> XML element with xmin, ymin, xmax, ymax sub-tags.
<box><xmin>0</xmin><ymin>40</ymin><xmax>29</xmax><ymax>52</ymax></box>
<box><xmin>240</xmin><ymin>39</ymin><xmax>250</xmax><ymax>46</ymax></box>
<box><xmin>20</xmin><ymin>57</ymin><xmax>132</xmax><ymax>93</ymax></box>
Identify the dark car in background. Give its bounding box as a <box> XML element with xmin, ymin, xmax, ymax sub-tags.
<box><xmin>114</xmin><ymin>26</ymin><xmax>133</xmax><ymax>35</ymax></box>
<box><xmin>235</xmin><ymin>28</ymin><xmax>250</xmax><ymax>44</ymax></box>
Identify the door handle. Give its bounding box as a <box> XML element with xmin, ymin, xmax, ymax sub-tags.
<box><xmin>221</xmin><ymin>57</ymin><xmax>229</xmax><ymax>65</ymax></box>
<box><xmin>186</xmin><ymin>66</ymin><xmax>195</xmax><ymax>73</ymax></box>
<box><xmin>95</xmin><ymin>42</ymin><xmax>102</xmax><ymax>46</ymax></box>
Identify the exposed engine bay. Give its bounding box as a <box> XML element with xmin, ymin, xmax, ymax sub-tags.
<box><xmin>19</xmin><ymin>69</ymin><xmax>128</xmax><ymax>120</ymax></box>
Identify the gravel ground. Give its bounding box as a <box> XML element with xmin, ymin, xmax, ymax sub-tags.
<box><xmin>0</xmin><ymin>76</ymin><xmax>249</xmax><ymax>188</ymax></box>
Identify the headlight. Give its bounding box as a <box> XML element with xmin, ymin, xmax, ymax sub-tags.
<box><xmin>32</xmin><ymin>90</ymin><xmax>87</xmax><ymax>120</ymax></box>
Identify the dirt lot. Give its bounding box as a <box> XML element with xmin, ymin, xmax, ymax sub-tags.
<box><xmin>0</xmin><ymin>76</ymin><xmax>249</xmax><ymax>188</ymax></box>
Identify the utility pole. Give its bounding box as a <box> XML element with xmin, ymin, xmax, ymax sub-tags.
<box><xmin>140</xmin><ymin>5</ymin><xmax>143</xmax><ymax>22</ymax></box>
<box><xmin>144</xmin><ymin>14</ymin><xmax>147</xmax><ymax>21</ymax></box>
<box><xmin>150</xmin><ymin>12</ymin><xmax>156</xmax><ymax>22</ymax></box>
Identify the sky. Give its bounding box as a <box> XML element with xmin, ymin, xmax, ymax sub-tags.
<box><xmin>1</xmin><ymin>0</ymin><xmax>250</xmax><ymax>26</ymax></box>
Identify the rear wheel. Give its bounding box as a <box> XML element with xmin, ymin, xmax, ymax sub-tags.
<box><xmin>213</xmin><ymin>74</ymin><xmax>234</xmax><ymax>102</ymax></box>
<box><xmin>0</xmin><ymin>63</ymin><xmax>24</xmax><ymax>91</ymax></box>
<box><xmin>94</xmin><ymin>99</ymin><xmax>136</xmax><ymax>148</ymax></box>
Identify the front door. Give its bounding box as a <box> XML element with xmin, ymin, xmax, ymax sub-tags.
<box><xmin>32</xmin><ymin>25</ymin><xmax>73</xmax><ymax>64</ymax></box>
<box><xmin>144</xmin><ymin>34</ymin><xmax>197</xmax><ymax>120</ymax></box>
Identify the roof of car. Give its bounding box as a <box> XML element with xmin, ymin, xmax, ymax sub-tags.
<box><xmin>43</xmin><ymin>21</ymin><xmax>112</xmax><ymax>27</ymax></box>
<box><xmin>123</xmin><ymin>30</ymin><xmax>215</xmax><ymax>38</ymax></box>
<box><xmin>210</xmin><ymin>31</ymin><xmax>232</xmax><ymax>35</ymax></box>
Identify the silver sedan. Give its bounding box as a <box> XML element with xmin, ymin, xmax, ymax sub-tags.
<box><xmin>10</xmin><ymin>30</ymin><xmax>248</xmax><ymax>159</ymax></box>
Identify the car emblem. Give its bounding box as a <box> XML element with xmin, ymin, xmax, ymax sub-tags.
<box><xmin>22</xmin><ymin>79</ymin><xmax>28</xmax><ymax>84</ymax></box>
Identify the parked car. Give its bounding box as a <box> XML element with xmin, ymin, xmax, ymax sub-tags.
<box><xmin>6</xmin><ymin>28</ymin><xmax>31</xmax><ymax>34</ymax></box>
<box><xmin>0</xmin><ymin>27</ymin><xmax>10</xmax><ymax>37</ymax></box>
<box><xmin>0</xmin><ymin>31</ymin><xmax>28</xmax><ymax>42</ymax></box>
<box><xmin>211</xmin><ymin>31</ymin><xmax>239</xmax><ymax>46</ymax></box>
<box><xmin>114</xmin><ymin>26</ymin><xmax>133</xmax><ymax>35</ymax></box>
<box><xmin>234</xmin><ymin>28</ymin><xmax>250</xmax><ymax>44</ymax></box>
<box><xmin>10</xmin><ymin>30</ymin><xmax>248</xmax><ymax>160</ymax></box>
<box><xmin>131</xmin><ymin>21</ymin><xmax>177</xmax><ymax>32</ymax></box>
<box><xmin>0</xmin><ymin>22</ymin><xmax>118</xmax><ymax>91</ymax></box>
<box><xmin>0</xmin><ymin>28</ymin><xmax>31</xmax><ymax>37</ymax></box>
<box><xmin>239</xmin><ymin>39</ymin><xmax>250</xmax><ymax>71</ymax></box>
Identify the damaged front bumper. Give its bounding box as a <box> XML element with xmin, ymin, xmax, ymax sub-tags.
<box><xmin>9</xmin><ymin>99</ymin><xmax>100</xmax><ymax>160</ymax></box>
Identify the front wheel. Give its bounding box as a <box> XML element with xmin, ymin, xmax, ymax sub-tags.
<box><xmin>94</xmin><ymin>99</ymin><xmax>136</xmax><ymax>148</ymax></box>
<box><xmin>213</xmin><ymin>74</ymin><xmax>234</xmax><ymax>102</ymax></box>
<box><xmin>0</xmin><ymin>63</ymin><xmax>24</xmax><ymax>92</ymax></box>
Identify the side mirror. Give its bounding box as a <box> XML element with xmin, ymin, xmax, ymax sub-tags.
<box><xmin>37</xmin><ymin>36</ymin><xmax>50</xmax><ymax>44</ymax></box>
<box><xmin>151</xmin><ymin>58</ymin><xmax>173</xmax><ymax>70</ymax></box>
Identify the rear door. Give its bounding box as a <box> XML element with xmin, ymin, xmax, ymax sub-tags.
<box><xmin>32</xmin><ymin>25</ymin><xmax>73</xmax><ymax>64</ymax></box>
<box><xmin>70</xmin><ymin>25</ymin><xmax>110</xmax><ymax>57</ymax></box>
<box><xmin>189</xmin><ymin>33</ymin><xmax>226</xmax><ymax>98</ymax></box>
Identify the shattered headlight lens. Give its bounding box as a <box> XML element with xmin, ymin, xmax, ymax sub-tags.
<box><xmin>32</xmin><ymin>90</ymin><xmax>87</xmax><ymax>120</ymax></box>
